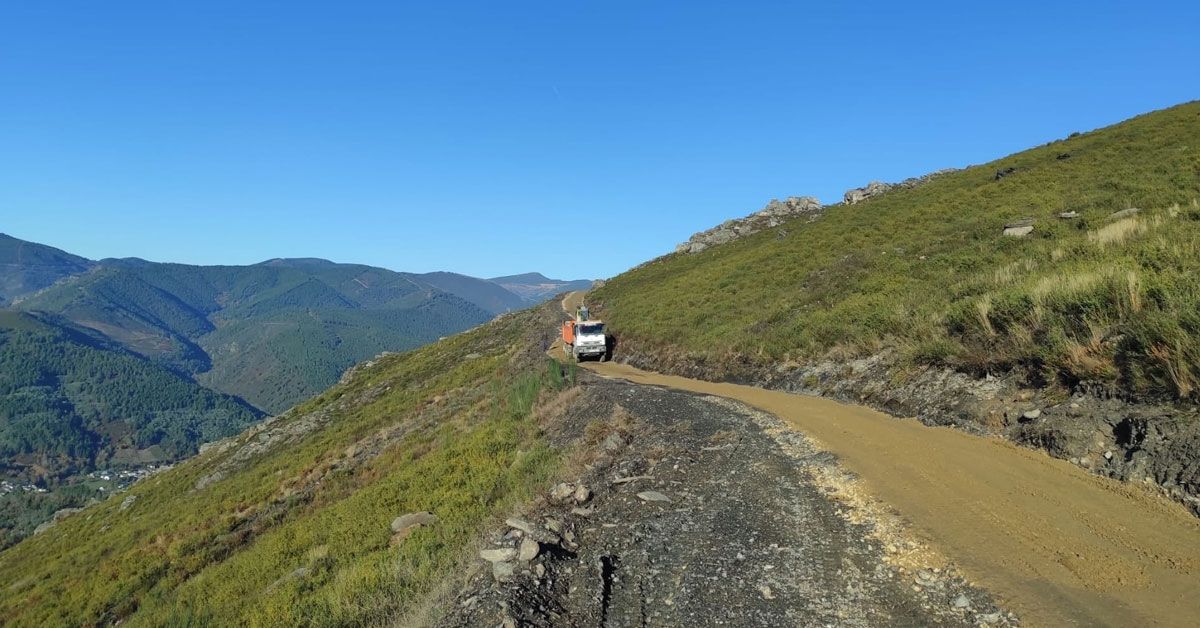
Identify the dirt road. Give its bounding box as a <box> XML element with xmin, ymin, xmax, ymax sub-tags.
<box><xmin>561</xmin><ymin>292</ymin><xmax>1200</xmax><ymax>627</ymax></box>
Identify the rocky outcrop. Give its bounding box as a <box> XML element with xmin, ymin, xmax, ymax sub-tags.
<box><xmin>844</xmin><ymin>181</ymin><xmax>895</xmax><ymax>204</ymax></box>
<box><xmin>843</xmin><ymin>168</ymin><xmax>960</xmax><ymax>205</ymax></box>
<box><xmin>1002</xmin><ymin>218</ymin><xmax>1035</xmax><ymax>237</ymax></box>
<box><xmin>675</xmin><ymin>196</ymin><xmax>821</xmax><ymax>254</ymax></box>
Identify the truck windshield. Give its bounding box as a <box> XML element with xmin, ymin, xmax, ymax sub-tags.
<box><xmin>578</xmin><ymin>324</ymin><xmax>604</xmax><ymax>335</ymax></box>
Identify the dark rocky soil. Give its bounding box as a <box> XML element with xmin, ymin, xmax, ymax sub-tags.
<box><xmin>436</xmin><ymin>376</ymin><xmax>1015</xmax><ymax>627</ymax></box>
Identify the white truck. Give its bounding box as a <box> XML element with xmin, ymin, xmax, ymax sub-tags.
<box><xmin>561</xmin><ymin>319</ymin><xmax>608</xmax><ymax>361</ymax></box>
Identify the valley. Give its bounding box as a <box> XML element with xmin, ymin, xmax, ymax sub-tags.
<box><xmin>1</xmin><ymin>101</ymin><xmax>1199</xmax><ymax>626</ymax></box>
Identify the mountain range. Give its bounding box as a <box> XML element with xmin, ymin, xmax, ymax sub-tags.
<box><xmin>0</xmin><ymin>234</ymin><xmax>590</xmax><ymax>543</ymax></box>
<box><xmin>1</xmin><ymin>102</ymin><xmax>1198</xmax><ymax>625</ymax></box>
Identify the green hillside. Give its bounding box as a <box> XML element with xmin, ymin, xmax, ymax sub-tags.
<box><xmin>0</xmin><ymin>311</ymin><xmax>262</xmax><ymax>544</ymax></box>
<box><xmin>593</xmin><ymin>102</ymin><xmax>1200</xmax><ymax>401</ymax></box>
<box><xmin>17</xmin><ymin>259</ymin><xmax>496</xmax><ymax>413</ymax></box>
<box><xmin>0</xmin><ymin>302</ymin><xmax>570</xmax><ymax>626</ymax></box>
<box><xmin>0</xmin><ymin>234</ymin><xmax>93</xmax><ymax>306</ymax></box>
<box><xmin>413</xmin><ymin>271</ymin><xmax>528</xmax><ymax>314</ymax></box>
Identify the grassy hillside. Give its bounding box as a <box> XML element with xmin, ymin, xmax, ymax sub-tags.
<box><xmin>593</xmin><ymin>102</ymin><xmax>1200</xmax><ymax>401</ymax></box>
<box><xmin>0</xmin><ymin>302</ymin><xmax>573</xmax><ymax>625</ymax></box>
<box><xmin>18</xmin><ymin>260</ymin><xmax>495</xmax><ymax>413</ymax></box>
<box><xmin>0</xmin><ymin>311</ymin><xmax>262</xmax><ymax>545</ymax></box>
<box><xmin>0</xmin><ymin>234</ymin><xmax>93</xmax><ymax>306</ymax></box>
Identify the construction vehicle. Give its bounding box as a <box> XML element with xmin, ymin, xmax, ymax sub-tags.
<box><xmin>562</xmin><ymin>316</ymin><xmax>608</xmax><ymax>361</ymax></box>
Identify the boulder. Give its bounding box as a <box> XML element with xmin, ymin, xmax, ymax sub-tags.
<box><xmin>844</xmin><ymin>181</ymin><xmax>895</xmax><ymax>205</ymax></box>
<box><xmin>391</xmin><ymin>513</ymin><xmax>439</xmax><ymax>533</ymax></box>
<box><xmin>492</xmin><ymin>561</ymin><xmax>516</xmax><ymax>581</ymax></box>
<box><xmin>480</xmin><ymin>547</ymin><xmax>517</xmax><ymax>562</ymax></box>
<box><xmin>549</xmin><ymin>482</ymin><xmax>577</xmax><ymax>501</ymax></box>
<box><xmin>1003</xmin><ymin>219</ymin><xmax>1035</xmax><ymax>237</ymax></box>
<box><xmin>518</xmin><ymin>537</ymin><xmax>540</xmax><ymax>562</ymax></box>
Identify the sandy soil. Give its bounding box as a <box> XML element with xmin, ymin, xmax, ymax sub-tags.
<box><xmin>562</xmin><ymin>293</ymin><xmax>1200</xmax><ymax>627</ymax></box>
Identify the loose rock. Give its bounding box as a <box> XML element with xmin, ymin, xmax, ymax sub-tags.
<box><xmin>480</xmin><ymin>547</ymin><xmax>517</xmax><ymax>563</ymax></box>
<box><xmin>492</xmin><ymin>561</ymin><xmax>516</xmax><ymax>581</ymax></box>
<box><xmin>636</xmin><ymin>490</ymin><xmax>672</xmax><ymax>503</ymax></box>
<box><xmin>518</xmin><ymin>537</ymin><xmax>540</xmax><ymax>562</ymax></box>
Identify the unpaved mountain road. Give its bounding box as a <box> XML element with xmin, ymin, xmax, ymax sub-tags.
<box><xmin>561</xmin><ymin>292</ymin><xmax>1200</xmax><ymax>627</ymax></box>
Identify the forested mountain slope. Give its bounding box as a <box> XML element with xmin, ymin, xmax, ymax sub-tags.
<box><xmin>0</xmin><ymin>234</ymin><xmax>93</xmax><ymax>306</ymax></box>
<box><xmin>17</xmin><ymin>259</ymin><xmax>495</xmax><ymax>413</ymax></box>
<box><xmin>0</xmin><ymin>311</ymin><xmax>261</xmax><ymax>545</ymax></box>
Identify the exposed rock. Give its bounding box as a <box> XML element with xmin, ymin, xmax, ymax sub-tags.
<box><xmin>506</xmin><ymin>517</ymin><xmax>559</xmax><ymax>544</ymax></box>
<box><xmin>1021</xmin><ymin>409</ymin><xmax>1041</xmax><ymax>420</ymax></box>
<box><xmin>1058</xmin><ymin>211</ymin><xmax>1079</xmax><ymax>219</ymax></box>
<box><xmin>549</xmin><ymin>482</ymin><xmax>577</xmax><ymax>501</ymax></box>
<box><xmin>492</xmin><ymin>561</ymin><xmax>516</xmax><ymax>581</ymax></box>
<box><xmin>844</xmin><ymin>181</ymin><xmax>895</xmax><ymax>205</ymax></box>
<box><xmin>843</xmin><ymin>169</ymin><xmax>960</xmax><ymax>206</ymax></box>
<box><xmin>120</xmin><ymin>495</ymin><xmax>138</xmax><ymax>512</ymax></box>
<box><xmin>600</xmin><ymin>432</ymin><xmax>624</xmax><ymax>452</ymax></box>
<box><xmin>952</xmin><ymin>594</ymin><xmax>971</xmax><ymax>609</ymax></box>
<box><xmin>518</xmin><ymin>537</ymin><xmax>540</xmax><ymax>562</ymax></box>
<box><xmin>994</xmin><ymin>167</ymin><xmax>1017</xmax><ymax>181</ymax></box>
<box><xmin>572</xmin><ymin>485</ymin><xmax>591</xmax><ymax>504</ymax></box>
<box><xmin>480</xmin><ymin>547</ymin><xmax>517</xmax><ymax>563</ymax></box>
<box><xmin>391</xmin><ymin>511</ymin><xmax>438</xmax><ymax>540</ymax></box>
<box><xmin>636</xmin><ymin>490</ymin><xmax>672</xmax><ymax>503</ymax></box>
<box><xmin>1056</xmin><ymin>152</ymin><xmax>1072</xmax><ymax>160</ymax></box>
<box><xmin>1107</xmin><ymin>207</ymin><xmax>1141</xmax><ymax>220</ymax></box>
<box><xmin>1002</xmin><ymin>219</ymin><xmax>1035</xmax><ymax>237</ymax></box>
<box><xmin>676</xmin><ymin>196</ymin><xmax>821</xmax><ymax>255</ymax></box>
<box><xmin>32</xmin><ymin>507</ymin><xmax>82</xmax><ymax>535</ymax></box>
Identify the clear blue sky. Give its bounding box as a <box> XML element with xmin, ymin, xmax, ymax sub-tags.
<box><xmin>2</xmin><ymin>1</ymin><xmax>1197</xmax><ymax>279</ymax></box>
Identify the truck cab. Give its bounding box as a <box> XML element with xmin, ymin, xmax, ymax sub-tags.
<box><xmin>562</xmin><ymin>319</ymin><xmax>608</xmax><ymax>361</ymax></box>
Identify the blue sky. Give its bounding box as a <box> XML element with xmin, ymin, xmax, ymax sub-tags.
<box><xmin>1</xmin><ymin>1</ymin><xmax>1197</xmax><ymax>279</ymax></box>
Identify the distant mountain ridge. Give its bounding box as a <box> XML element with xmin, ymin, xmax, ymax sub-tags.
<box><xmin>0</xmin><ymin>237</ymin><xmax>592</xmax><ymax>414</ymax></box>
<box><xmin>489</xmin><ymin>272</ymin><xmax>594</xmax><ymax>303</ymax></box>
<box><xmin>0</xmin><ymin>234</ymin><xmax>94</xmax><ymax>306</ymax></box>
<box><xmin>0</xmin><ymin>236</ymin><xmax>590</xmax><ymax>545</ymax></box>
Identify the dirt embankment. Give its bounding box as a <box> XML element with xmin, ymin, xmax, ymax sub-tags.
<box><xmin>564</xmin><ymin>291</ymin><xmax>1200</xmax><ymax>626</ymax></box>
<box><xmin>612</xmin><ymin>336</ymin><xmax>1200</xmax><ymax>518</ymax></box>
<box><xmin>581</xmin><ymin>354</ymin><xmax>1200</xmax><ymax>627</ymax></box>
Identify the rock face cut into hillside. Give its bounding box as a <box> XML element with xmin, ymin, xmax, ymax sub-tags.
<box><xmin>675</xmin><ymin>196</ymin><xmax>822</xmax><ymax>254</ymax></box>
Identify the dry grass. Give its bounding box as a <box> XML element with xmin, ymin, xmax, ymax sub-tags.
<box><xmin>1150</xmin><ymin>342</ymin><xmax>1195</xmax><ymax>399</ymax></box>
<box><xmin>1088</xmin><ymin>215</ymin><xmax>1163</xmax><ymax>247</ymax></box>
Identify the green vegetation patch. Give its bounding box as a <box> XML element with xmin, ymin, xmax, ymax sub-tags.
<box><xmin>0</xmin><ymin>305</ymin><xmax>573</xmax><ymax>626</ymax></box>
<box><xmin>593</xmin><ymin>102</ymin><xmax>1200</xmax><ymax>401</ymax></box>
